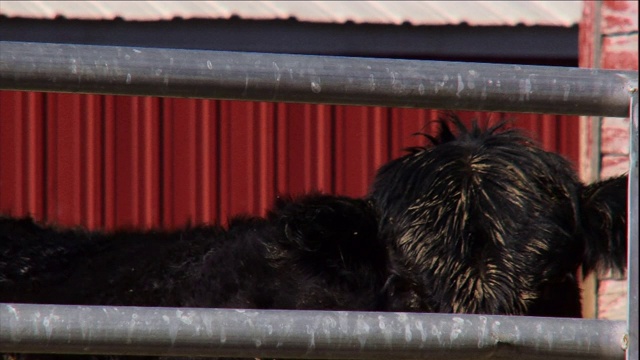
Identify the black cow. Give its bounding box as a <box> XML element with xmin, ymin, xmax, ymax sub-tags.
<box><xmin>370</xmin><ymin>115</ymin><xmax>628</xmax><ymax>317</ymax></box>
<box><xmin>1</xmin><ymin>115</ymin><xmax>628</xmax><ymax>359</ymax></box>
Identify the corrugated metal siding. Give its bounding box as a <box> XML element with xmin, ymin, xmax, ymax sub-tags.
<box><xmin>0</xmin><ymin>1</ymin><xmax>582</xmax><ymax>27</ymax></box>
<box><xmin>0</xmin><ymin>91</ymin><xmax>579</xmax><ymax>229</ymax></box>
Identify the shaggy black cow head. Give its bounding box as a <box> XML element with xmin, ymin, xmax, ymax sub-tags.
<box><xmin>369</xmin><ymin>115</ymin><xmax>627</xmax><ymax>317</ymax></box>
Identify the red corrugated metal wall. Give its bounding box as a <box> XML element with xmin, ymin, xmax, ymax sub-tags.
<box><xmin>0</xmin><ymin>90</ymin><xmax>579</xmax><ymax>229</ymax></box>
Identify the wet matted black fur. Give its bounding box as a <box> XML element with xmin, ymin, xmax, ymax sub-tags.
<box><xmin>0</xmin><ymin>193</ymin><xmax>388</xmax><ymax>311</ymax></box>
<box><xmin>1</xmin><ymin>194</ymin><xmax>391</xmax><ymax>359</ymax></box>
<box><xmin>370</xmin><ymin>115</ymin><xmax>628</xmax><ymax>317</ymax></box>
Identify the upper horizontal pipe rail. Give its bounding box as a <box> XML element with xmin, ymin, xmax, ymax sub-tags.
<box><xmin>1</xmin><ymin>41</ymin><xmax>637</xmax><ymax>117</ymax></box>
<box><xmin>0</xmin><ymin>303</ymin><xmax>627</xmax><ymax>359</ymax></box>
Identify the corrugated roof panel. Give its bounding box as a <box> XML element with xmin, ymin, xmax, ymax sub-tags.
<box><xmin>1</xmin><ymin>1</ymin><xmax>54</xmax><ymax>19</ymax></box>
<box><xmin>478</xmin><ymin>1</ymin><xmax>557</xmax><ymax>26</ymax></box>
<box><xmin>420</xmin><ymin>1</ymin><xmax>505</xmax><ymax>25</ymax></box>
<box><xmin>0</xmin><ymin>1</ymin><xmax>582</xmax><ymax>27</ymax></box>
<box><xmin>313</xmin><ymin>1</ymin><xmax>399</xmax><ymax>24</ymax></box>
<box><xmin>267</xmin><ymin>2</ymin><xmax>334</xmax><ymax>22</ymax></box>
<box><xmin>105</xmin><ymin>2</ymin><xmax>170</xmax><ymax>20</ymax></box>
<box><xmin>39</xmin><ymin>1</ymin><xmax>110</xmax><ymax>20</ymax></box>
<box><xmin>534</xmin><ymin>0</ymin><xmax>584</xmax><ymax>25</ymax></box>
<box><xmin>209</xmin><ymin>1</ymin><xmax>290</xmax><ymax>20</ymax></box>
<box><xmin>375</xmin><ymin>2</ymin><xmax>469</xmax><ymax>25</ymax></box>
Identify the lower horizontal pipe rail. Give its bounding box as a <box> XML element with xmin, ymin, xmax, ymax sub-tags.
<box><xmin>0</xmin><ymin>303</ymin><xmax>628</xmax><ymax>359</ymax></box>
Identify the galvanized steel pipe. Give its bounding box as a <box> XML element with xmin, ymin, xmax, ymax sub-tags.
<box><xmin>0</xmin><ymin>303</ymin><xmax>628</xmax><ymax>359</ymax></box>
<box><xmin>0</xmin><ymin>41</ymin><xmax>637</xmax><ymax>117</ymax></box>
<box><xmin>626</xmin><ymin>90</ymin><xmax>639</xmax><ymax>360</ymax></box>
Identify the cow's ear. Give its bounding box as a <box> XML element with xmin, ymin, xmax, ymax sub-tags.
<box><xmin>580</xmin><ymin>175</ymin><xmax>628</xmax><ymax>276</ymax></box>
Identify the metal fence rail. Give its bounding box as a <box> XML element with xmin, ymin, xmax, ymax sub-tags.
<box><xmin>626</xmin><ymin>90</ymin><xmax>639</xmax><ymax>360</ymax></box>
<box><xmin>0</xmin><ymin>303</ymin><xmax>628</xmax><ymax>360</ymax></box>
<box><xmin>0</xmin><ymin>41</ymin><xmax>637</xmax><ymax>117</ymax></box>
<box><xmin>0</xmin><ymin>41</ymin><xmax>638</xmax><ymax>359</ymax></box>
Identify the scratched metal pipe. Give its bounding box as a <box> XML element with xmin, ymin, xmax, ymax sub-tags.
<box><xmin>0</xmin><ymin>303</ymin><xmax>627</xmax><ymax>359</ymax></box>
<box><xmin>0</xmin><ymin>41</ymin><xmax>637</xmax><ymax>117</ymax></box>
<box><xmin>626</xmin><ymin>91</ymin><xmax>639</xmax><ymax>360</ymax></box>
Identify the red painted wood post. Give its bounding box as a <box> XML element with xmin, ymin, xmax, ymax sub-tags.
<box><xmin>580</xmin><ymin>0</ymin><xmax>638</xmax><ymax>320</ymax></box>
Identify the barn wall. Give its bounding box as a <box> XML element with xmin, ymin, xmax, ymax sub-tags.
<box><xmin>0</xmin><ymin>91</ymin><xmax>579</xmax><ymax>230</ymax></box>
<box><xmin>579</xmin><ymin>0</ymin><xmax>638</xmax><ymax>320</ymax></box>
